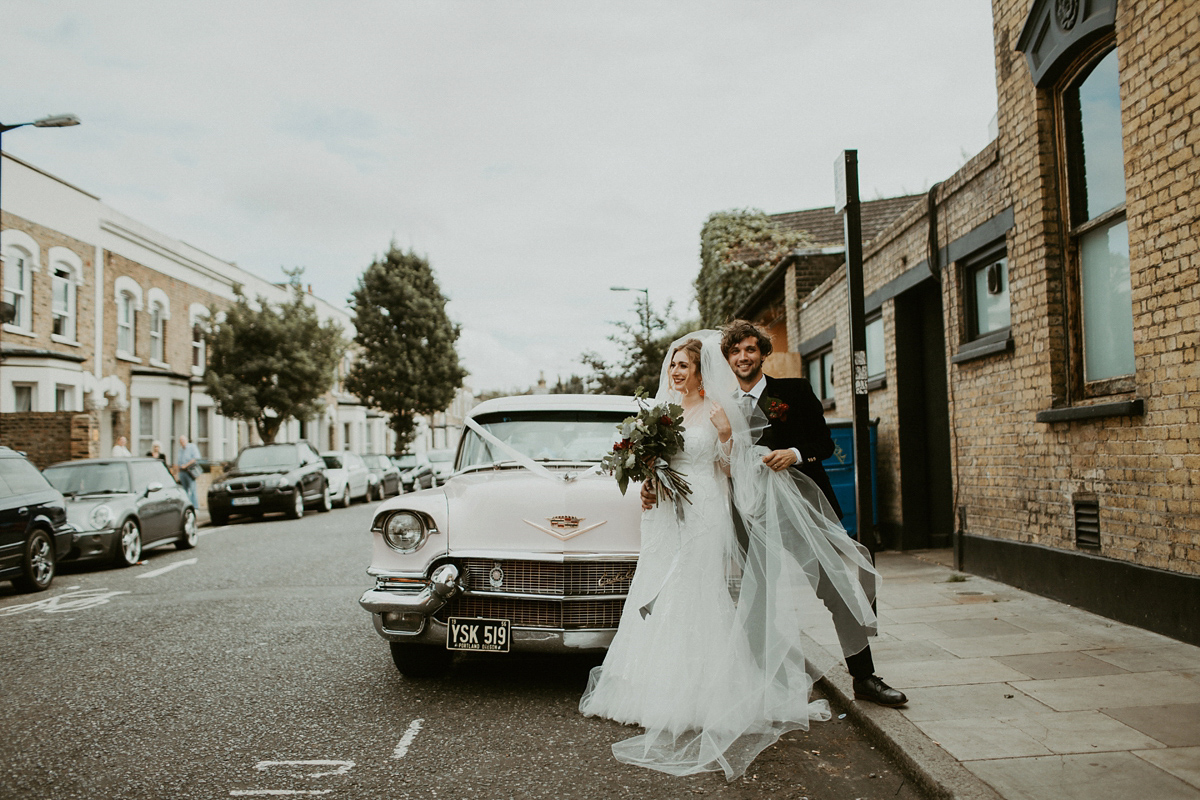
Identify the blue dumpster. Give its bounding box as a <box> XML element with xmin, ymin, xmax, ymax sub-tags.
<box><xmin>822</xmin><ymin>418</ymin><xmax>879</xmax><ymax>538</ymax></box>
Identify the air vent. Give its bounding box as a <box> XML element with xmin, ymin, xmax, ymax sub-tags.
<box><xmin>1073</xmin><ymin>494</ymin><xmax>1100</xmax><ymax>549</ymax></box>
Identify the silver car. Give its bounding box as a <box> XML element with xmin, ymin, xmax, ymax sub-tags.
<box><xmin>43</xmin><ymin>457</ymin><xmax>198</xmax><ymax>567</ymax></box>
<box><xmin>360</xmin><ymin>394</ymin><xmax>642</xmax><ymax>678</ymax></box>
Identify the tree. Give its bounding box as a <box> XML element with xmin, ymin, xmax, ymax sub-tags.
<box><xmin>346</xmin><ymin>246</ymin><xmax>466</xmax><ymax>451</ymax></box>
<box><xmin>203</xmin><ymin>272</ymin><xmax>345</xmax><ymax>443</ymax></box>
<box><xmin>580</xmin><ymin>296</ymin><xmax>696</xmax><ymax>396</ymax></box>
<box><xmin>695</xmin><ymin>209</ymin><xmax>813</xmax><ymax>328</ymax></box>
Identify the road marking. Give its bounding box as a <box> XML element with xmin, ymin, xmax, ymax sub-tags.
<box><xmin>255</xmin><ymin>761</ymin><xmax>354</xmax><ymax>778</ymax></box>
<box><xmin>392</xmin><ymin>718</ymin><xmax>424</xmax><ymax>759</ymax></box>
<box><xmin>0</xmin><ymin>588</ymin><xmax>131</xmax><ymax>617</ymax></box>
<box><xmin>137</xmin><ymin>557</ymin><xmax>198</xmax><ymax>579</ymax></box>
<box><xmin>229</xmin><ymin>792</ymin><xmax>331</xmax><ymax>797</ymax></box>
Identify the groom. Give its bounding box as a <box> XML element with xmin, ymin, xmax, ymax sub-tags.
<box><xmin>645</xmin><ymin>320</ymin><xmax>906</xmax><ymax>708</ymax></box>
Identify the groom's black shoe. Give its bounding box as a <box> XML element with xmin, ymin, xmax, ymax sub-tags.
<box><xmin>852</xmin><ymin>675</ymin><xmax>908</xmax><ymax>707</ymax></box>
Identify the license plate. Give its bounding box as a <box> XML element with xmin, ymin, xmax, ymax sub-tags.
<box><xmin>231</xmin><ymin>497</ymin><xmax>260</xmax><ymax>506</ymax></box>
<box><xmin>446</xmin><ymin>616</ymin><xmax>510</xmax><ymax>652</ymax></box>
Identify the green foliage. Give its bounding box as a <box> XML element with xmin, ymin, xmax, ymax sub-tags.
<box><xmin>346</xmin><ymin>246</ymin><xmax>466</xmax><ymax>450</ymax></box>
<box><xmin>203</xmin><ymin>275</ymin><xmax>345</xmax><ymax>443</ymax></box>
<box><xmin>695</xmin><ymin>209</ymin><xmax>813</xmax><ymax>328</ymax></box>
<box><xmin>601</xmin><ymin>388</ymin><xmax>690</xmax><ymax>507</ymax></box>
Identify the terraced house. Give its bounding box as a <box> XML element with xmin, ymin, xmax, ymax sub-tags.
<box><xmin>742</xmin><ymin>0</ymin><xmax>1198</xmax><ymax>644</ymax></box>
<box><xmin>0</xmin><ymin>152</ymin><xmax>396</xmax><ymax>478</ymax></box>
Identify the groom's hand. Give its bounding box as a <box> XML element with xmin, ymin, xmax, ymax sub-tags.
<box><xmin>640</xmin><ymin>481</ymin><xmax>656</xmax><ymax>510</ymax></box>
<box><xmin>762</xmin><ymin>449</ymin><xmax>798</xmax><ymax>471</ymax></box>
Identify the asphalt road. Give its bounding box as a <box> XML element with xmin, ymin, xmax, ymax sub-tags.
<box><xmin>0</xmin><ymin>499</ymin><xmax>927</xmax><ymax>800</ymax></box>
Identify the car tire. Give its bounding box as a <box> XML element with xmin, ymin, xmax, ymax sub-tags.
<box><xmin>176</xmin><ymin>508</ymin><xmax>198</xmax><ymax>550</ymax></box>
<box><xmin>389</xmin><ymin>642</ymin><xmax>453</xmax><ymax>678</ymax></box>
<box><xmin>286</xmin><ymin>488</ymin><xmax>305</xmax><ymax>520</ymax></box>
<box><xmin>337</xmin><ymin>486</ymin><xmax>350</xmax><ymax>508</ymax></box>
<box><xmin>318</xmin><ymin>484</ymin><xmax>332</xmax><ymax>512</ymax></box>
<box><xmin>115</xmin><ymin>519</ymin><xmax>142</xmax><ymax>567</ymax></box>
<box><xmin>13</xmin><ymin>530</ymin><xmax>56</xmax><ymax>593</ymax></box>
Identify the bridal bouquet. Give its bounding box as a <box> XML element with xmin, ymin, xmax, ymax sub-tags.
<box><xmin>602</xmin><ymin>388</ymin><xmax>692</xmax><ymax>516</ymax></box>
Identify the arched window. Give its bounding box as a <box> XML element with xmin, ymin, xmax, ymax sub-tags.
<box><xmin>3</xmin><ymin>247</ymin><xmax>33</xmax><ymax>331</ymax></box>
<box><xmin>189</xmin><ymin>303</ymin><xmax>209</xmax><ymax>374</ymax></box>
<box><xmin>48</xmin><ymin>247</ymin><xmax>84</xmax><ymax>343</ymax></box>
<box><xmin>149</xmin><ymin>302</ymin><xmax>166</xmax><ymax>362</ymax></box>
<box><xmin>114</xmin><ymin>276</ymin><xmax>144</xmax><ymax>359</ymax></box>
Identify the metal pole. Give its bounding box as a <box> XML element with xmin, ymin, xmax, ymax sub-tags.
<box><xmin>835</xmin><ymin>150</ymin><xmax>879</xmax><ymax>553</ymax></box>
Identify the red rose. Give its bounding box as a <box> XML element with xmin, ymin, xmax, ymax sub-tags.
<box><xmin>660</xmin><ymin>415</ymin><xmax>673</xmax><ymax>427</ymax></box>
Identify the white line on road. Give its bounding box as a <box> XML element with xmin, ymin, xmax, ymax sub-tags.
<box><xmin>229</xmin><ymin>792</ymin><xmax>332</xmax><ymax>797</ymax></box>
<box><xmin>255</xmin><ymin>761</ymin><xmax>354</xmax><ymax>778</ymax></box>
<box><xmin>392</xmin><ymin>718</ymin><xmax>424</xmax><ymax>759</ymax></box>
<box><xmin>137</xmin><ymin>558</ymin><xmax>198</xmax><ymax>579</ymax></box>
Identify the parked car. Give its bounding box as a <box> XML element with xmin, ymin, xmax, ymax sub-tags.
<box><xmin>360</xmin><ymin>394</ymin><xmax>641</xmax><ymax>677</ymax></box>
<box><xmin>362</xmin><ymin>454</ymin><xmax>401</xmax><ymax>500</ymax></box>
<box><xmin>207</xmin><ymin>441</ymin><xmax>330</xmax><ymax>525</ymax></box>
<box><xmin>42</xmin><ymin>457</ymin><xmax>197</xmax><ymax>567</ymax></box>
<box><xmin>322</xmin><ymin>451</ymin><xmax>371</xmax><ymax>508</ymax></box>
<box><xmin>426</xmin><ymin>448</ymin><xmax>456</xmax><ymax>484</ymax></box>
<box><xmin>392</xmin><ymin>452</ymin><xmax>435</xmax><ymax>492</ymax></box>
<box><xmin>0</xmin><ymin>447</ymin><xmax>73</xmax><ymax>592</ymax></box>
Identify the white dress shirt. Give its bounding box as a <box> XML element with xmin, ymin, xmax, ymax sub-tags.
<box><xmin>740</xmin><ymin>376</ymin><xmax>804</xmax><ymax>465</ymax></box>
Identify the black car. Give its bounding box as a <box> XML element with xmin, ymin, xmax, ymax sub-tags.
<box><xmin>207</xmin><ymin>441</ymin><xmax>331</xmax><ymax>525</ymax></box>
<box><xmin>392</xmin><ymin>452</ymin><xmax>435</xmax><ymax>492</ymax></box>
<box><xmin>362</xmin><ymin>454</ymin><xmax>401</xmax><ymax>500</ymax></box>
<box><xmin>43</xmin><ymin>457</ymin><xmax>197</xmax><ymax>567</ymax></box>
<box><xmin>0</xmin><ymin>447</ymin><xmax>73</xmax><ymax>592</ymax></box>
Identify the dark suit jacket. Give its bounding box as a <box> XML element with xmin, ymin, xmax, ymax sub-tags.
<box><xmin>755</xmin><ymin>375</ymin><xmax>842</xmax><ymax>519</ymax></box>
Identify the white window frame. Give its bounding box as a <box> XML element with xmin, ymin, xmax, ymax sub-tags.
<box><xmin>2</xmin><ymin>230</ymin><xmax>41</xmax><ymax>337</ymax></box>
<box><xmin>13</xmin><ymin>383</ymin><xmax>35</xmax><ymax>412</ymax></box>
<box><xmin>114</xmin><ymin>277</ymin><xmax>144</xmax><ymax>361</ymax></box>
<box><xmin>47</xmin><ymin>247</ymin><xmax>84</xmax><ymax>345</ymax></box>
<box><xmin>189</xmin><ymin>303</ymin><xmax>209</xmax><ymax>376</ymax></box>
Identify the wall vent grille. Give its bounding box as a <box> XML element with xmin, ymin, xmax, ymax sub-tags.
<box><xmin>1074</xmin><ymin>494</ymin><xmax>1100</xmax><ymax>549</ymax></box>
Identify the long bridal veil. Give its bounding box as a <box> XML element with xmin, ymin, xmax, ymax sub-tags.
<box><xmin>607</xmin><ymin>330</ymin><xmax>880</xmax><ymax>780</ymax></box>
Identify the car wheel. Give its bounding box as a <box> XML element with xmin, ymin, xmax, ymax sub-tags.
<box><xmin>13</xmin><ymin>530</ymin><xmax>56</xmax><ymax>593</ymax></box>
<box><xmin>176</xmin><ymin>508</ymin><xmax>198</xmax><ymax>550</ymax></box>
<box><xmin>337</xmin><ymin>485</ymin><xmax>350</xmax><ymax>508</ymax></box>
<box><xmin>389</xmin><ymin>642</ymin><xmax>453</xmax><ymax>678</ymax></box>
<box><xmin>115</xmin><ymin>519</ymin><xmax>142</xmax><ymax>567</ymax></box>
<box><xmin>318</xmin><ymin>484</ymin><xmax>332</xmax><ymax>512</ymax></box>
<box><xmin>286</xmin><ymin>488</ymin><xmax>305</xmax><ymax>520</ymax></box>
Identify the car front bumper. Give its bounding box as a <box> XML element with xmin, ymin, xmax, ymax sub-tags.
<box><xmin>207</xmin><ymin>489</ymin><xmax>295</xmax><ymax>517</ymax></box>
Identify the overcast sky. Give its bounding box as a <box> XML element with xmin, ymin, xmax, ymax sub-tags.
<box><xmin>4</xmin><ymin>1</ymin><xmax>998</xmax><ymax>394</ymax></box>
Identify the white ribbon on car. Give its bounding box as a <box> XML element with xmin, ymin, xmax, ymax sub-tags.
<box><xmin>463</xmin><ymin>417</ymin><xmax>562</xmax><ymax>482</ymax></box>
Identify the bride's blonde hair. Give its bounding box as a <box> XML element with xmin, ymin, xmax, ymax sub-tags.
<box><xmin>671</xmin><ymin>339</ymin><xmax>704</xmax><ymax>377</ymax></box>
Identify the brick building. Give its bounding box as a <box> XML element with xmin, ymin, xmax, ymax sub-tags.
<box><xmin>0</xmin><ymin>152</ymin><xmax>397</xmax><ymax>475</ymax></box>
<box><xmin>744</xmin><ymin>0</ymin><xmax>1198</xmax><ymax>644</ymax></box>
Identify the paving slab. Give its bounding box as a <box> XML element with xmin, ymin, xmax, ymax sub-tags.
<box><xmin>1088</xmin><ymin>643</ymin><xmax>1200</xmax><ymax>672</ymax></box>
<box><xmin>885</xmin><ymin>657</ymin><xmax>1030</xmax><ymax>689</ymax></box>
<box><xmin>1103</xmin><ymin>703</ymin><xmax>1200</xmax><ymax>746</ymax></box>
<box><xmin>966</xmin><ymin>752</ymin><xmax>1200</xmax><ymax>800</ymax></box>
<box><xmin>994</xmin><ymin>651</ymin><xmax>1130</xmax><ymax>680</ymax></box>
<box><xmin>934</xmin><ymin>631</ymin><xmax>1097</xmax><ymax>659</ymax></box>
<box><xmin>898</xmin><ymin>683</ymin><xmax>1051</xmax><ymax>722</ymax></box>
<box><xmin>1011</xmin><ymin>671</ymin><xmax>1200</xmax><ymax>712</ymax></box>
<box><xmin>1134</xmin><ymin>746</ymin><xmax>1200</xmax><ymax>790</ymax></box>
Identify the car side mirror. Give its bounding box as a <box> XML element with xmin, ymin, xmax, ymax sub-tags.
<box><xmin>146</xmin><ymin>482</ymin><xmax>163</xmax><ymax>495</ymax></box>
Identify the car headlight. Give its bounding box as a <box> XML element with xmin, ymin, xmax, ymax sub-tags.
<box><xmin>277</xmin><ymin>476</ymin><xmax>292</xmax><ymax>490</ymax></box>
<box><xmin>90</xmin><ymin>504</ymin><xmax>115</xmax><ymax>530</ymax></box>
<box><xmin>382</xmin><ymin>512</ymin><xmax>427</xmax><ymax>553</ymax></box>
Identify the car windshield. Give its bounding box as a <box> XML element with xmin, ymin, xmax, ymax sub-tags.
<box><xmin>394</xmin><ymin>454</ymin><xmax>417</xmax><ymax>468</ymax></box>
<box><xmin>236</xmin><ymin>445</ymin><xmax>299</xmax><ymax>471</ymax></box>
<box><xmin>457</xmin><ymin>410</ymin><xmax>628</xmax><ymax>469</ymax></box>
<box><xmin>363</xmin><ymin>455</ymin><xmax>387</xmax><ymax>469</ymax></box>
<box><xmin>322</xmin><ymin>455</ymin><xmax>344</xmax><ymax>469</ymax></box>
<box><xmin>44</xmin><ymin>462</ymin><xmax>132</xmax><ymax>495</ymax></box>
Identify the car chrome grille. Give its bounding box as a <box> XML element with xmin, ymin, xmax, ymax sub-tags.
<box><xmin>459</xmin><ymin>558</ymin><xmax>637</xmax><ymax>596</ymax></box>
<box><xmin>435</xmin><ymin>597</ymin><xmax>624</xmax><ymax>630</ymax></box>
<box><xmin>439</xmin><ymin>558</ymin><xmax>636</xmax><ymax>630</ymax></box>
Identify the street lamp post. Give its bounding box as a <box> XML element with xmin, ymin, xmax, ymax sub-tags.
<box><xmin>0</xmin><ymin>113</ymin><xmax>81</xmax><ymax>413</ymax></box>
<box><xmin>610</xmin><ymin>285</ymin><xmax>651</xmax><ymax>342</ymax></box>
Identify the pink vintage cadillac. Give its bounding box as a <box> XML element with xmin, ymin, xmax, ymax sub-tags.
<box><xmin>359</xmin><ymin>394</ymin><xmax>642</xmax><ymax>677</ymax></box>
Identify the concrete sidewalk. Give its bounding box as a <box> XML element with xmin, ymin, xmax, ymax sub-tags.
<box><xmin>809</xmin><ymin>550</ymin><xmax>1200</xmax><ymax>800</ymax></box>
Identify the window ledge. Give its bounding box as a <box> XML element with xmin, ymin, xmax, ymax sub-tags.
<box><xmin>149</xmin><ymin>358</ymin><xmax>170</xmax><ymax>370</ymax></box>
<box><xmin>867</xmin><ymin>376</ymin><xmax>887</xmax><ymax>392</ymax></box>
<box><xmin>820</xmin><ymin>397</ymin><xmax>836</xmax><ymax>411</ymax></box>
<box><xmin>191</xmin><ymin>366</ymin><xmax>205</xmax><ymax>377</ymax></box>
<box><xmin>952</xmin><ymin>334</ymin><xmax>1013</xmax><ymax>364</ymax></box>
<box><xmin>116</xmin><ymin>352</ymin><xmax>142</xmax><ymax>364</ymax></box>
<box><xmin>50</xmin><ymin>335</ymin><xmax>80</xmax><ymax>347</ymax></box>
<box><xmin>1036</xmin><ymin>399</ymin><xmax>1144</xmax><ymax>423</ymax></box>
<box><xmin>3</xmin><ymin>326</ymin><xmax>37</xmax><ymax>339</ymax></box>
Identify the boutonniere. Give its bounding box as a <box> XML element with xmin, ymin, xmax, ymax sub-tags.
<box><xmin>765</xmin><ymin>396</ymin><xmax>789</xmax><ymax>421</ymax></box>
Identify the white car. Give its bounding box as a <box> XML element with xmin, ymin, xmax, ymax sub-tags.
<box><xmin>425</xmin><ymin>448</ymin><xmax>456</xmax><ymax>484</ymax></box>
<box><xmin>359</xmin><ymin>394</ymin><xmax>642</xmax><ymax>677</ymax></box>
<box><xmin>321</xmin><ymin>451</ymin><xmax>371</xmax><ymax>508</ymax></box>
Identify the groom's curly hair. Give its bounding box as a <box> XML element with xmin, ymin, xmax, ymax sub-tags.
<box><xmin>720</xmin><ymin>319</ymin><xmax>773</xmax><ymax>359</ymax></box>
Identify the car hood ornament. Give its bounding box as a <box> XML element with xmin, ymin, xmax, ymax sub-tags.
<box><xmin>523</xmin><ymin>516</ymin><xmax>606</xmax><ymax>541</ymax></box>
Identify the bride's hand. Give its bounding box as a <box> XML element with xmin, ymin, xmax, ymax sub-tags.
<box><xmin>709</xmin><ymin>403</ymin><xmax>732</xmax><ymax>442</ymax></box>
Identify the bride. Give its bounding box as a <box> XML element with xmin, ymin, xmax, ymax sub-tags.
<box><xmin>580</xmin><ymin>330</ymin><xmax>879</xmax><ymax>780</ymax></box>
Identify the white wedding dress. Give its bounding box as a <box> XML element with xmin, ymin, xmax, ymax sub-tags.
<box><xmin>579</xmin><ymin>402</ymin><xmax>831</xmax><ymax>779</ymax></box>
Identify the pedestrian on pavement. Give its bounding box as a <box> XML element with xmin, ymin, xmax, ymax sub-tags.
<box><xmin>111</xmin><ymin>436</ymin><xmax>132</xmax><ymax>457</ymax></box>
<box><xmin>147</xmin><ymin>440</ymin><xmax>167</xmax><ymax>464</ymax></box>
<box><xmin>177</xmin><ymin>434</ymin><xmax>202</xmax><ymax>507</ymax></box>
